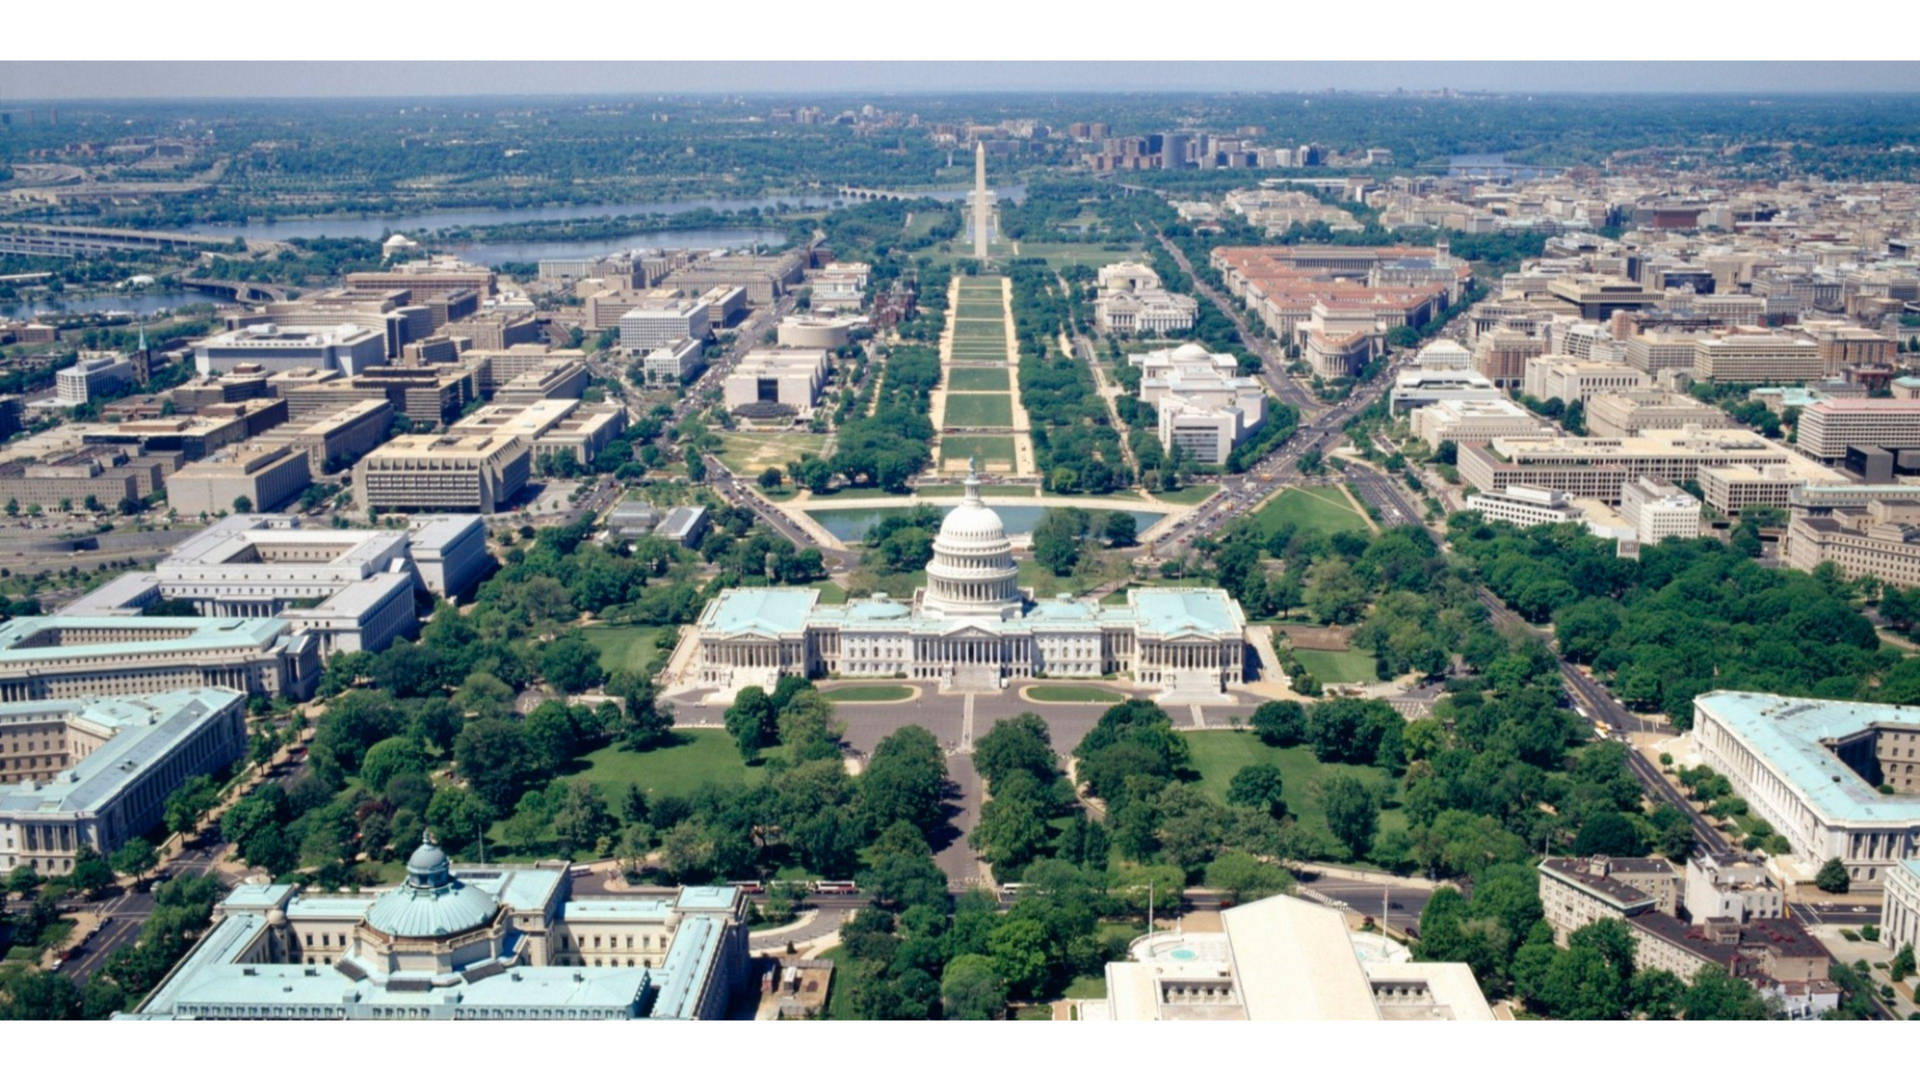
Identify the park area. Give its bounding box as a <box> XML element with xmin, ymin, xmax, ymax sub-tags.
<box><xmin>581</xmin><ymin>624</ymin><xmax>672</xmax><ymax>676</ymax></box>
<box><xmin>1250</xmin><ymin>485</ymin><xmax>1371</xmax><ymax>539</ymax></box>
<box><xmin>939</xmin><ymin>435</ymin><xmax>1018</xmax><ymax>471</ymax></box>
<box><xmin>715</xmin><ymin>430</ymin><xmax>828</xmax><ymax>478</ymax></box>
<box><xmin>942</xmin><ymin>393</ymin><xmax>1014</xmax><ymax>428</ymax></box>
<box><xmin>946</xmin><ymin>367</ymin><xmax>1010</xmax><ymax>391</ymax></box>
<box><xmin>1183</xmin><ymin>731</ymin><xmax>1406</xmax><ymax>838</ymax></box>
<box><xmin>565</xmin><ymin>730</ymin><xmax>788</xmax><ymax>803</ymax></box>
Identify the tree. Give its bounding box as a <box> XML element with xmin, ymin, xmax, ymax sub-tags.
<box><xmin>162</xmin><ymin>775</ymin><xmax>218</xmax><ymax>836</ymax></box>
<box><xmin>426</xmin><ymin>786</ymin><xmax>497</xmax><ymax>856</ymax></box>
<box><xmin>1322</xmin><ymin>776</ymin><xmax>1378</xmax><ymax>860</ymax></box>
<box><xmin>1031</xmin><ymin>508</ymin><xmax>1085</xmax><ymax>576</ymax></box>
<box><xmin>452</xmin><ymin>718</ymin><xmax>537</xmax><ymax>814</ymax></box>
<box><xmin>724</xmin><ymin>685</ymin><xmax>778</xmax><ymax>761</ymax></box>
<box><xmin>232</xmin><ymin>495</ymin><xmax>253</xmax><ymax>514</ymax></box>
<box><xmin>757</xmin><ymin>466</ymin><xmax>783</xmax><ymax>490</ymax></box>
<box><xmin>1249</xmin><ymin>700</ymin><xmax>1306</xmax><ymax>746</ymax></box>
<box><xmin>359</xmin><ymin>736</ymin><xmax>430</xmax><ymax>793</ymax></box>
<box><xmin>859</xmin><ymin>726</ymin><xmax>949</xmax><ymax>839</ymax></box>
<box><xmin>1630</xmin><ymin>968</ymin><xmax>1686</xmax><ymax>1020</ymax></box>
<box><xmin>538</xmin><ymin>631</ymin><xmax>605</xmax><ymax>693</ymax></box>
<box><xmin>68</xmin><ymin>847</ymin><xmax>115</xmax><ymax>898</ymax></box>
<box><xmin>551</xmin><ymin>782</ymin><xmax>616</xmax><ymax>854</ymax></box>
<box><xmin>987</xmin><ymin>916</ymin><xmax>1051</xmax><ymax>999</ymax></box>
<box><xmin>1571</xmin><ymin>811</ymin><xmax>1650</xmax><ymax>857</ymax></box>
<box><xmin>1679</xmin><ymin>966</ymin><xmax>1772</xmax><ymax>1020</ymax></box>
<box><xmin>1890</xmin><ymin>943</ymin><xmax>1915</xmax><ymax>983</ymax></box>
<box><xmin>1305</xmin><ymin>557</ymin><xmax>1368</xmax><ymax>625</ymax></box>
<box><xmin>1203</xmin><ymin>850</ymin><xmax>1294</xmax><ymax>903</ymax></box>
<box><xmin>1815</xmin><ymin>857</ymin><xmax>1850</xmax><ymax>894</ymax></box>
<box><xmin>940</xmin><ymin>954</ymin><xmax>1008</xmax><ymax>1020</ymax></box>
<box><xmin>1103</xmin><ymin>511</ymin><xmax>1138</xmax><ymax>548</ymax></box>
<box><xmin>110</xmin><ymin>838</ymin><xmax>158</xmax><ymax>883</ymax></box>
<box><xmin>1226</xmin><ymin>763</ymin><xmax>1285</xmax><ymax>817</ymax></box>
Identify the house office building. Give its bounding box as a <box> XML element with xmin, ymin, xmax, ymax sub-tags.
<box><xmin>0</xmin><ymin>615</ymin><xmax>321</xmax><ymax>702</ymax></box>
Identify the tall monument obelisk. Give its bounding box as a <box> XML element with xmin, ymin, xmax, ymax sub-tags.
<box><xmin>972</xmin><ymin>140</ymin><xmax>990</xmax><ymax>260</ymax></box>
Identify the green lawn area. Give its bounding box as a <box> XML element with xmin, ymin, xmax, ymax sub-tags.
<box><xmin>1027</xmin><ymin>684</ymin><xmax>1126</xmax><ymax>703</ymax></box>
<box><xmin>940</xmin><ymin>435</ymin><xmax>1017</xmax><ymax>467</ymax></box>
<box><xmin>821</xmin><ymin>683</ymin><xmax>915</xmax><ymax>702</ymax></box>
<box><xmin>946</xmin><ymin>367</ymin><xmax>1010</xmax><ymax>391</ymax></box>
<box><xmin>714</xmin><ymin>431</ymin><xmax>827</xmax><ymax>476</ymax></box>
<box><xmin>1154</xmin><ymin>484</ymin><xmax>1218</xmax><ymax>506</ymax></box>
<box><xmin>942</xmin><ymin>393</ymin><xmax>1013</xmax><ymax>428</ymax></box>
<box><xmin>566</xmin><ymin>730</ymin><xmax>785</xmax><ymax>802</ymax></box>
<box><xmin>1292</xmin><ymin>647</ymin><xmax>1379</xmax><ymax>685</ymax></box>
<box><xmin>1012</xmin><ymin>242</ymin><xmax>1144</xmax><ymax>270</ymax></box>
<box><xmin>815</xmin><ymin>580</ymin><xmax>849</xmax><ymax>603</ymax></box>
<box><xmin>581</xmin><ymin>624</ymin><xmax>670</xmax><ymax>675</ymax></box>
<box><xmin>1250</xmin><ymin>485</ymin><xmax>1369</xmax><ymax>539</ymax></box>
<box><xmin>1062</xmin><ymin>973</ymin><xmax>1107</xmax><ymax>999</ymax></box>
<box><xmin>1184</xmin><ymin>731</ymin><xmax>1407</xmax><ymax>837</ymax></box>
<box><xmin>820</xmin><ymin>945</ymin><xmax>861</xmax><ymax>1020</ymax></box>
<box><xmin>955</xmin><ymin>300</ymin><xmax>1005</xmax><ymax>320</ymax></box>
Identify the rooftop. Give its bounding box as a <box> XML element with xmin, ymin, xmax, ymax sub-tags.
<box><xmin>0</xmin><ymin>688</ymin><xmax>245</xmax><ymax>815</ymax></box>
<box><xmin>1695</xmin><ymin>691</ymin><xmax>1920</xmax><ymax>825</ymax></box>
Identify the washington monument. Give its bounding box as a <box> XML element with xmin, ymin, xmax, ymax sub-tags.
<box><xmin>972</xmin><ymin>140</ymin><xmax>993</xmax><ymax>260</ymax></box>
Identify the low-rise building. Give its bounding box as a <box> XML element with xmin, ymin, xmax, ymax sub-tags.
<box><xmin>1464</xmin><ymin>485</ymin><xmax>1584</xmax><ymax>529</ymax></box>
<box><xmin>450</xmin><ymin>399</ymin><xmax>626</xmax><ymax>471</ymax></box>
<box><xmin>0</xmin><ymin>615</ymin><xmax>320</xmax><ymax>702</ymax></box>
<box><xmin>194</xmin><ymin>323</ymin><xmax>388</xmax><ymax>377</ymax></box>
<box><xmin>1539</xmin><ymin>856</ymin><xmax>1681</xmax><ymax>940</ymax></box>
<box><xmin>1410</xmin><ymin>399</ymin><xmax>1552</xmax><ymax>450</ymax></box>
<box><xmin>354</xmin><ymin>432</ymin><xmax>531</xmax><ymax>514</ymax></box>
<box><xmin>809</xmin><ymin>263</ymin><xmax>869</xmax><ymax>311</ymax></box>
<box><xmin>0</xmin><ymin>688</ymin><xmax>247</xmax><ymax>873</ymax></box>
<box><xmin>777</xmin><ymin>314</ymin><xmax>862</xmax><ymax>350</ymax></box>
<box><xmin>492</xmin><ymin>361</ymin><xmax>591</xmax><ymax>405</ymax></box>
<box><xmin>664</xmin><ymin>251</ymin><xmax>805</xmax><ymax>305</ymax></box>
<box><xmin>1522</xmin><ymin>355</ymin><xmax>1648</xmax><ymax>405</ymax></box>
<box><xmin>1619</xmin><ymin>476</ymin><xmax>1701</xmax><ymax>545</ymax></box>
<box><xmin>1685</xmin><ymin>853</ymin><xmax>1784</xmax><ymax>925</ymax></box>
<box><xmin>54</xmin><ymin>351</ymin><xmax>138</xmax><ymax>406</ymax></box>
<box><xmin>1388</xmin><ymin>366</ymin><xmax>1503</xmax><ymax>414</ymax></box>
<box><xmin>1586</xmin><ymin>390</ymin><xmax>1730</xmax><ymax>438</ymax></box>
<box><xmin>1698</xmin><ymin>464</ymin><xmax>1806</xmax><ymax>515</ymax></box>
<box><xmin>82</xmin><ymin>400</ymin><xmax>288</xmax><ymax>463</ymax></box>
<box><xmin>618</xmin><ymin>296</ymin><xmax>710</xmax><ymax>352</ymax></box>
<box><xmin>255</xmin><ymin>397</ymin><xmax>393</xmax><ymax>473</ymax></box>
<box><xmin>137</xmin><ymin>838</ymin><xmax>750</xmax><ymax>1021</ymax></box>
<box><xmin>723</xmin><ymin>348</ymin><xmax>830</xmax><ymax>416</ymax></box>
<box><xmin>1886</xmin><ymin>859</ymin><xmax>1920</xmax><ymax>959</ymax></box>
<box><xmin>1458</xmin><ymin>429</ymin><xmax>1838</xmax><ymax>504</ymax></box>
<box><xmin>165</xmin><ymin>444</ymin><xmax>312</xmax><ymax>517</ymax></box>
<box><xmin>1133</xmin><ymin>344</ymin><xmax>1268</xmax><ymax>466</ymax></box>
<box><xmin>0</xmin><ymin>448</ymin><xmax>168</xmax><ymax>509</ymax></box>
<box><xmin>1796</xmin><ymin>398</ymin><xmax>1920</xmax><ymax>462</ymax></box>
<box><xmin>1692</xmin><ymin>691</ymin><xmax>1920</xmax><ymax>891</ymax></box>
<box><xmin>1305</xmin><ymin>330</ymin><xmax>1372</xmax><ymax>381</ymax></box>
<box><xmin>1693</xmin><ymin>333</ymin><xmax>1823</xmax><ymax>384</ymax></box>
<box><xmin>640</xmin><ymin>338</ymin><xmax>705</xmax><ymax>385</ymax></box>
<box><xmin>657</xmin><ymin>506</ymin><xmax>709</xmax><ymax>548</ymax></box>
<box><xmin>1784</xmin><ymin>496</ymin><xmax>1920</xmax><ymax>587</ymax></box>
<box><xmin>1090</xmin><ymin>893</ymin><xmax>1494</xmax><ymax>1021</ymax></box>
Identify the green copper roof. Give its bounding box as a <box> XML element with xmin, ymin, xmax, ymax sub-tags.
<box><xmin>1696</xmin><ymin>691</ymin><xmax>1920</xmax><ymax>825</ymax></box>
<box><xmin>1129</xmin><ymin>589</ymin><xmax>1247</xmax><ymax>637</ymax></box>
<box><xmin>698</xmin><ymin>588</ymin><xmax>819</xmax><ymax>636</ymax></box>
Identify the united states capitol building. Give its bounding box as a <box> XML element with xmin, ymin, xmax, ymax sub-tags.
<box><xmin>690</xmin><ymin>471</ymin><xmax>1248</xmax><ymax>698</ymax></box>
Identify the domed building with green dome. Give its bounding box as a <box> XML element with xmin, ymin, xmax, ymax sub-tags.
<box><xmin>689</xmin><ymin>468</ymin><xmax>1248</xmax><ymax>700</ymax></box>
<box><xmin>135</xmin><ymin>835</ymin><xmax>750</xmax><ymax>1021</ymax></box>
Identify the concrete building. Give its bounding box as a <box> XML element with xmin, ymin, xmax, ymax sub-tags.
<box><xmin>404</xmin><ymin>515</ymin><xmax>493</xmax><ymax>598</ymax></box>
<box><xmin>271</xmin><ymin>365</ymin><xmax>478</xmax><ymax>430</ymax></box>
<box><xmin>465</xmin><ymin>346</ymin><xmax>588</xmax><ymax>397</ymax></box>
<box><xmin>1305</xmin><ymin>330</ymin><xmax>1372</xmax><ymax>381</ymax></box>
<box><xmin>1886</xmin><ymin>859</ymin><xmax>1920</xmax><ymax>959</ymax></box>
<box><xmin>1132</xmin><ymin>344</ymin><xmax>1267</xmax><ymax>466</ymax></box>
<box><xmin>1094</xmin><ymin>266</ymin><xmax>1200</xmax><ymax>335</ymax></box>
<box><xmin>1539</xmin><ymin>856</ymin><xmax>1680</xmax><ymax>939</ymax></box>
<box><xmin>656</xmin><ymin>506</ymin><xmax>708</xmax><ymax>548</ymax></box>
<box><xmin>0</xmin><ymin>449</ymin><xmax>168</xmax><ymax>509</ymax></box>
<box><xmin>450</xmin><ymin>399</ymin><xmax>626</xmax><ymax>471</ymax></box>
<box><xmin>1521</xmin><ymin>355</ymin><xmax>1649</xmax><ymax>405</ymax></box>
<box><xmin>663</xmin><ymin>251</ymin><xmax>806</xmax><ymax>306</ymax></box>
<box><xmin>723</xmin><ymin>349</ymin><xmax>830</xmax><ymax>416</ymax></box>
<box><xmin>640</xmin><ymin>338</ymin><xmax>704</xmax><ymax>385</ymax></box>
<box><xmin>1457</xmin><ymin>429</ymin><xmax>1838</xmax><ymax>504</ymax></box>
<box><xmin>1586</xmin><ymin>390</ymin><xmax>1730</xmax><ymax>438</ymax></box>
<box><xmin>1692</xmin><ymin>333</ymin><xmax>1823</xmax><ymax>384</ymax></box>
<box><xmin>193</xmin><ymin>323</ymin><xmax>388</xmax><ymax>378</ymax></box>
<box><xmin>165</xmin><ymin>444</ymin><xmax>312</xmax><ymax>517</ymax></box>
<box><xmin>1472</xmin><ymin>328</ymin><xmax>1547</xmax><ymax>390</ymax></box>
<box><xmin>0</xmin><ymin>615</ymin><xmax>320</xmax><ymax>702</ymax></box>
<box><xmin>1685</xmin><ymin>853</ymin><xmax>1784</xmax><ymax>925</ymax></box>
<box><xmin>1784</xmin><ymin>496</ymin><xmax>1920</xmax><ymax>587</ymax></box>
<box><xmin>344</xmin><ymin>259</ymin><xmax>495</xmax><ymax>302</ymax></box>
<box><xmin>1618</xmin><ymin>476</ymin><xmax>1701</xmax><ymax>545</ymax></box>
<box><xmin>0</xmin><ymin>688</ymin><xmax>247</xmax><ymax>873</ymax></box>
<box><xmin>1692</xmin><ymin>691</ymin><xmax>1920</xmax><ymax>891</ymax></box>
<box><xmin>618</xmin><ymin>297</ymin><xmax>710</xmax><ymax>352</ymax></box>
<box><xmin>777</xmin><ymin>314</ymin><xmax>862</xmax><ymax>350</ymax></box>
<box><xmin>697</xmin><ymin>285</ymin><xmax>748</xmax><ymax>328</ymax></box>
<box><xmin>1089</xmin><ymin>893</ymin><xmax>1492</xmax><ymax>1021</ymax></box>
<box><xmin>1464</xmin><ymin>485</ymin><xmax>1583</xmax><ymax>529</ymax></box>
<box><xmin>810</xmin><ymin>263</ymin><xmax>869</xmax><ymax>311</ymax></box>
<box><xmin>1411</xmin><ymin>399</ymin><xmax>1552</xmax><ymax>450</ymax></box>
<box><xmin>1795</xmin><ymin>399</ymin><xmax>1920</xmax><ymax>462</ymax></box>
<box><xmin>1388</xmin><ymin>366</ymin><xmax>1502</xmax><ymax>414</ymax></box>
<box><xmin>54</xmin><ymin>351</ymin><xmax>138</xmax><ymax>406</ymax></box>
<box><xmin>137</xmin><ymin>838</ymin><xmax>749</xmax><ymax>1021</ymax></box>
<box><xmin>255</xmin><ymin>398</ymin><xmax>393</xmax><ymax>473</ymax></box>
<box><xmin>354</xmin><ymin>432</ymin><xmax>531</xmax><ymax>514</ymax></box>
<box><xmin>1410</xmin><ymin>338</ymin><xmax>1474</xmax><ymax>370</ymax></box>
<box><xmin>82</xmin><ymin>400</ymin><xmax>287</xmax><ymax>463</ymax></box>
<box><xmin>1698</xmin><ymin>464</ymin><xmax>1806</xmax><ymax>515</ymax></box>
<box><xmin>492</xmin><ymin>361</ymin><xmax>591</xmax><ymax>406</ymax></box>
<box><xmin>1625</xmin><ymin>332</ymin><xmax>1708</xmax><ymax>376</ymax></box>
<box><xmin>692</xmin><ymin>472</ymin><xmax>1246</xmax><ymax>698</ymax></box>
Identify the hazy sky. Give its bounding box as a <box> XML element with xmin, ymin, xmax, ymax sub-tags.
<box><xmin>7</xmin><ymin>61</ymin><xmax>1920</xmax><ymax>101</ymax></box>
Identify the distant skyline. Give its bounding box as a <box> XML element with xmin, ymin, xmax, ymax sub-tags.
<box><xmin>7</xmin><ymin>61</ymin><xmax>1920</xmax><ymax>102</ymax></box>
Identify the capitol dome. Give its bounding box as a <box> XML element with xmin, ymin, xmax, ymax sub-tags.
<box><xmin>365</xmin><ymin>832</ymin><xmax>499</xmax><ymax>940</ymax></box>
<box><xmin>920</xmin><ymin>465</ymin><xmax>1023</xmax><ymax>620</ymax></box>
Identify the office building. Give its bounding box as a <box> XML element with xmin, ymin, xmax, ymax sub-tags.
<box><xmin>1539</xmin><ymin>856</ymin><xmax>1680</xmax><ymax>938</ymax></box>
<box><xmin>1521</xmin><ymin>355</ymin><xmax>1648</xmax><ymax>405</ymax></box>
<box><xmin>1464</xmin><ymin>485</ymin><xmax>1583</xmax><ymax>529</ymax></box>
<box><xmin>354</xmin><ymin>432</ymin><xmax>531</xmax><ymax>514</ymax></box>
<box><xmin>1410</xmin><ymin>338</ymin><xmax>1474</xmax><ymax>370</ymax></box>
<box><xmin>1692</xmin><ymin>334</ymin><xmax>1823</xmax><ymax>384</ymax></box>
<box><xmin>1388</xmin><ymin>367</ymin><xmax>1503</xmax><ymax>414</ymax></box>
<box><xmin>1586</xmin><ymin>390</ymin><xmax>1730</xmax><ymax>438</ymax></box>
<box><xmin>723</xmin><ymin>348</ymin><xmax>830</xmax><ymax>416</ymax></box>
<box><xmin>1784</xmin><ymin>495</ymin><xmax>1920</xmax><ymax>587</ymax></box>
<box><xmin>255</xmin><ymin>398</ymin><xmax>394</xmax><ymax>473</ymax></box>
<box><xmin>1618</xmin><ymin>476</ymin><xmax>1701</xmax><ymax>545</ymax></box>
<box><xmin>641</xmin><ymin>338</ymin><xmax>705</xmax><ymax>385</ymax></box>
<box><xmin>1411</xmin><ymin>399</ymin><xmax>1553</xmax><ymax>449</ymax></box>
<box><xmin>663</xmin><ymin>251</ymin><xmax>806</xmax><ymax>305</ymax></box>
<box><xmin>1132</xmin><ymin>344</ymin><xmax>1267</xmax><ymax>465</ymax></box>
<box><xmin>271</xmin><ymin>365</ymin><xmax>479</xmax><ymax>430</ymax></box>
<box><xmin>1692</xmin><ymin>691</ymin><xmax>1920</xmax><ymax>891</ymax></box>
<box><xmin>810</xmin><ymin>263</ymin><xmax>869</xmax><ymax>311</ymax></box>
<box><xmin>345</xmin><ymin>258</ymin><xmax>496</xmax><ymax>301</ymax></box>
<box><xmin>1090</xmin><ymin>893</ymin><xmax>1493</xmax><ymax>1021</ymax></box>
<box><xmin>1697</xmin><ymin>464</ymin><xmax>1807</xmax><ymax>515</ymax></box>
<box><xmin>404</xmin><ymin>515</ymin><xmax>493</xmax><ymax>598</ymax></box>
<box><xmin>1795</xmin><ymin>399</ymin><xmax>1920</xmax><ymax>462</ymax></box>
<box><xmin>450</xmin><ymin>399</ymin><xmax>626</xmax><ymax>470</ymax></box>
<box><xmin>618</xmin><ymin>297</ymin><xmax>710</xmax><ymax>352</ymax></box>
<box><xmin>193</xmin><ymin>323</ymin><xmax>389</xmax><ymax>378</ymax></box>
<box><xmin>0</xmin><ymin>688</ymin><xmax>247</xmax><ymax>874</ymax></box>
<box><xmin>1546</xmin><ymin>275</ymin><xmax>1662</xmax><ymax>320</ymax></box>
<box><xmin>137</xmin><ymin>838</ymin><xmax>749</xmax><ymax>1021</ymax></box>
<box><xmin>165</xmin><ymin>444</ymin><xmax>313</xmax><ymax>517</ymax></box>
<box><xmin>1625</xmin><ymin>332</ymin><xmax>1707</xmax><ymax>376</ymax></box>
<box><xmin>1457</xmin><ymin>429</ymin><xmax>1837</xmax><ymax>504</ymax></box>
<box><xmin>82</xmin><ymin>400</ymin><xmax>288</xmax><ymax>462</ymax></box>
<box><xmin>0</xmin><ymin>449</ymin><xmax>168</xmax><ymax>509</ymax></box>
<box><xmin>693</xmin><ymin>472</ymin><xmax>1246</xmax><ymax>697</ymax></box>
<box><xmin>54</xmin><ymin>351</ymin><xmax>138</xmax><ymax>406</ymax></box>
<box><xmin>1471</xmin><ymin>328</ymin><xmax>1546</xmax><ymax>390</ymax></box>
<box><xmin>1685</xmin><ymin>853</ymin><xmax>1784</xmax><ymax>926</ymax></box>
<box><xmin>0</xmin><ymin>615</ymin><xmax>320</xmax><ymax>702</ymax></box>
